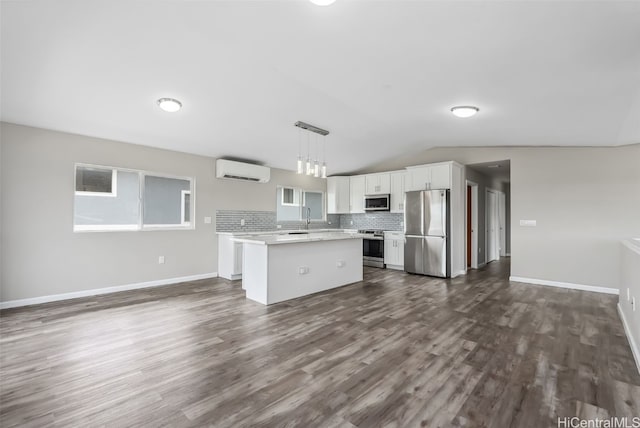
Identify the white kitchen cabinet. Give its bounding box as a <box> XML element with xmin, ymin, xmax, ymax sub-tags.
<box><xmin>218</xmin><ymin>234</ymin><xmax>243</xmax><ymax>280</ymax></box>
<box><xmin>365</xmin><ymin>172</ymin><xmax>391</xmax><ymax>195</ymax></box>
<box><xmin>429</xmin><ymin>164</ymin><xmax>451</xmax><ymax>189</ymax></box>
<box><xmin>389</xmin><ymin>171</ymin><xmax>406</xmax><ymax>213</ymax></box>
<box><xmin>406</xmin><ymin>162</ymin><xmax>451</xmax><ymax>191</ymax></box>
<box><xmin>350</xmin><ymin>175</ymin><xmax>365</xmax><ymax>213</ymax></box>
<box><xmin>327</xmin><ymin>176</ymin><xmax>350</xmax><ymax>214</ymax></box>
<box><xmin>384</xmin><ymin>231</ymin><xmax>404</xmax><ymax>269</ymax></box>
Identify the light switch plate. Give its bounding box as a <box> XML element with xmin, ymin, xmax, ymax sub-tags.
<box><xmin>204</xmin><ymin>216</ymin><xmax>212</xmax><ymax>224</ymax></box>
<box><xmin>520</xmin><ymin>220</ymin><xmax>537</xmax><ymax>227</ymax></box>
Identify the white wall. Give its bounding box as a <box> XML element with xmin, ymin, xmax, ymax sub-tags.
<box><xmin>365</xmin><ymin>144</ymin><xmax>640</xmax><ymax>291</ymax></box>
<box><xmin>0</xmin><ymin>123</ymin><xmax>326</xmax><ymax>302</ymax></box>
<box><xmin>620</xmin><ymin>240</ymin><xmax>640</xmax><ymax>371</ymax></box>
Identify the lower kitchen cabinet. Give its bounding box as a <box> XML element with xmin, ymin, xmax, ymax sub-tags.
<box><xmin>384</xmin><ymin>232</ymin><xmax>404</xmax><ymax>270</ymax></box>
<box><xmin>218</xmin><ymin>234</ymin><xmax>243</xmax><ymax>280</ymax></box>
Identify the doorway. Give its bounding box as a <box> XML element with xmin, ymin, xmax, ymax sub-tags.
<box><xmin>466</xmin><ymin>180</ymin><xmax>478</xmax><ymax>269</ymax></box>
<box><xmin>486</xmin><ymin>188</ymin><xmax>505</xmax><ymax>263</ymax></box>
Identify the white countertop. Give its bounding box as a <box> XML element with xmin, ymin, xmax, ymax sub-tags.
<box><xmin>232</xmin><ymin>231</ymin><xmax>365</xmax><ymax>245</ymax></box>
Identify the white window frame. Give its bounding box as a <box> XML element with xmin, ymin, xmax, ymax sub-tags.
<box><xmin>181</xmin><ymin>190</ymin><xmax>191</xmax><ymax>226</ymax></box>
<box><xmin>75</xmin><ymin>167</ymin><xmax>118</xmax><ymax>197</ymax></box>
<box><xmin>281</xmin><ymin>187</ymin><xmax>300</xmax><ymax>206</ymax></box>
<box><xmin>73</xmin><ymin>163</ymin><xmax>195</xmax><ymax>233</ymax></box>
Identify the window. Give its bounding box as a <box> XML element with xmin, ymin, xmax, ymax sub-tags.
<box><xmin>75</xmin><ymin>166</ymin><xmax>117</xmax><ymax>196</ymax></box>
<box><xmin>73</xmin><ymin>164</ymin><xmax>194</xmax><ymax>232</ymax></box>
<box><xmin>181</xmin><ymin>191</ymin><xmax>191</xmax><ymax>226</ymax></box>
<box><xmin>276</xmin><ymin>186</ymin><xmax>325</xmax><ymax>222</ymax></box>
<box><xmin>281</xmin><ymin>187</ymin><xmax>299</xmax><ymax>206</ymax></box>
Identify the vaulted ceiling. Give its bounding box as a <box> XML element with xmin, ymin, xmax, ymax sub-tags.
<box><xmin>2</xmin><ymin>0</ymin><xmax>639</xmax><ymax>174</ymax></box>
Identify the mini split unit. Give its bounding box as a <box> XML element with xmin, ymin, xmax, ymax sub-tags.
<box><xmin>215</xmin><ymin>159</ymin><xmax>271</xmax><ymax>183</ymax></box>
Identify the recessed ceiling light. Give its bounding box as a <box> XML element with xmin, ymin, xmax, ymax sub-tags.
<box><xmin>451</xmin><ymin>106</ymin><xmax>479</xmax><ymax>118</ymax></box>
<box><xmin>309</xmin><ymin>0</ymin><xmax>336</xmax><ymax>5</ymax></box>
<box><xmin>487</xmin><ymin>165</ymin><xmax>501</xmax><ymax>168</ymax></box>
<box><xmin>157</xmin><ymin>98</ymin><xmax>182</xmax><ymax>113</ymax></box>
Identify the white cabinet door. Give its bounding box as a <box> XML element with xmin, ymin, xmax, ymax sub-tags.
<box><xmin>233</xmin><ymin>242</ymin><xmax>243</xmax><ymax>275</ymax></box>
<box><xmin>384</xmin><ymin>238</ymin><xmax>395</xmax><ymax>264</ymax></box>
<box><xmin>396</xmin><ymin>238</ymin><xmax>404</xmax><ymax>266</ymax></box>
<box><xmin>407</xmin><ymin>167</ymin><xmax>430</xmax><ymax>191</ymax></box>
<box><xmin>390</xmin><ymin>171</ymin><xmax>406</xmax><ymax>213</ymax></box>
<box><xmin>384</xmin><ymin>232</ymin><xmax>404</xmax><ymax>267</ymax></box>
<box><xmin>430</xmin><ymin>164</ymin><xmax>451</xmax><ymax>189</ymax></box>
<box><xmin>350</xmin><ymin>175</ymin><xmax>365</xmax><ymax>213</ymax></box>
<box><xmin>365</xmin><ymin>173</ymin><xmax>391</xmax><ymax>195</ymax></box>
<box><xmin>327</xmin><ymin>176</ymin><xmax>350</xmax><ymax>214</ymax></box>
<box><xmin>407</xmin><ymin>164</ymin><xmax>451</xmax><ymax>191</ymax></box>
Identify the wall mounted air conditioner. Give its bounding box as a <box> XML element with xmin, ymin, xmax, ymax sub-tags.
<box><xmin>215</xmin><ymin>159</ymin><xmax>271</xmax><ymax>183</ymax></box>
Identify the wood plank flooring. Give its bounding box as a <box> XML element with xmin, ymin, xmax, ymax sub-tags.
<box><xmin>1</xmin><ymin>259</ymin><xmax>639</xmax><ymax>427</ymax></box>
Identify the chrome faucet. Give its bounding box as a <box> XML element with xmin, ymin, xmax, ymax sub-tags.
<box><xmin>305</xmin><ymin>207</ymin><xmax>311</xmax><ymax>230</ymax></box>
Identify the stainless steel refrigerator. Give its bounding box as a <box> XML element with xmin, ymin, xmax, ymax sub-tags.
<box><xmin>404</xmin><ymin>190</ymin><xmax>451</xmax><ymax>278</ymax></box>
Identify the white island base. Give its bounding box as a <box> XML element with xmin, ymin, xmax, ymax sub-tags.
<box><xmin>241</xmin><ymin>238</ymin><xmax>363</xmax><ymax>305</ymax></box>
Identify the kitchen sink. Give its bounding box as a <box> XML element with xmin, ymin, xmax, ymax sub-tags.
<box><xmin>288</xmin><ymin>231</ymin><xmax>309</xmax><ymax>235</ymax></box>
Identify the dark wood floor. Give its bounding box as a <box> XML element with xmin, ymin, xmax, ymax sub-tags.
<box><xmin>1</xmin><ymin>259</ymin><xmax>639</xmax><ymax>427</ymax></box>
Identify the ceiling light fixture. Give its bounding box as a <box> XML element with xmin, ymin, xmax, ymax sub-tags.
<box><xmin>309</xmin><ymin>0</ymin><xmax>336</xmax><ymax>5</ymax></box>
<box><xmin>451</xmin><ymin>106</ymin><xmax>479</xmax><ymax>118</ymax></box>
<box><xmin>295</xmin><ymin>121</ymin><xmax>329</xmax><ymax>178</ymax></box>
<box><xmin>157</xmin><ymin>98</ymin><xmax>182</xmax><ymax>113</ymax></box>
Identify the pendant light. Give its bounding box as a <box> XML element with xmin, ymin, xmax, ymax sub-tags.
<box><xmin>321</xmin><ymin>138</ymin><xmax>327</xmax><ymax>178</ymax></box>
<box><xmin>305</xmin><ymin>132</ymin><xmax>312</xmax><ymax>175</ymax></box>
<box><xmin>294</xmin><ymin>121</ymin><xmax>330</xmax><ymax>178</ymax></box>
<box><xmin>313</xmin><ymin>134</ymin><xmax>320</xmax><ymax>178</ymax></box>
<box><xmin>296</xmin><ymin>129</ymin><xmax>303</xmax><ymax>174</ymax></box>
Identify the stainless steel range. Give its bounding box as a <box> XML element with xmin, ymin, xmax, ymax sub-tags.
<box><xmin>359</xmin><ymin>229</ymin><xmax>385</xmax><ymax>268</ymax></box>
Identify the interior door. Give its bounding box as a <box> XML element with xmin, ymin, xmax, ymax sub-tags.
<box><xmin>404</xmin><ymin>236</ymin><xmax>423</xmax><ymax>274</ymax></box>
<box><xmin>487</xmin><ymin>191</ymin><xmax>498</xmax><ymax>263</ymax></box>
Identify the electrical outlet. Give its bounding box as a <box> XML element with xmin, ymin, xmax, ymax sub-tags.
<box><xmin>158</xmin><ymin>256</ymin><xmax>165</xmax><ymax>264</ymax></box>
<box><xmin>240</xmin><ymin>219</ymin><xmax>245</xmax><ymax>226</ymax></box>
<box><xmin>350</xmin><ymin>220</ymin><xmax>354</xmax><ymax>225</ymax></box>
<box><xmin>204</xmin><ymin>216</ymin><xmax>212</xmax><ymax>224</ymax></box>
<box><xmin>336</xmin><ymin>260</ymin><xmax>345</xmax><ymax>268</ymax></box>
<box><xmin>520</xmin><ymin>220</ymin><xmax>537</xmax><ymax>227</ymax></box>
<box><xmin>298</xmin><ymin>266</ymin><xmax>309</xmax><ymax>275</ymax></box>
<box><xmin>276</xmin><ymin>224</ymin><xmax>282</xmax><ymax>229</ymax></box>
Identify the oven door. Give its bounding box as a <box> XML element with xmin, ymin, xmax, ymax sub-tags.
<box><xmin>363</xmin><ymin>238</ymin><xmax>385</xmax><ymax>267</ymax></box>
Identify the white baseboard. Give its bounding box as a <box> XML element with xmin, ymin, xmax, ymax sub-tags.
<box><xmin>452</xmin><ymin>269</ymin><xmax>466</xmax><ymax>278</ymax></box>
<box><xmin>505</xmin><ymin>253</ymin><xmax>511</xmax><ymax>256</ymax></box>
<box><xmin>477</xmin><ymin>262</ymin><xmax>487</xmax><ymax>268</ymax></box>
<box><xmin>618</xmin><ymin>303</ymin><xmax>640</xmax><ymax>375</ymax></box>
<box><xmin>509</xmin><ymin>276</ymin><xmax>619</xmax><ymax>295</ymax></box>
<box><xmin>0</xmin><ymin>272</ymin><xmax>218</xmax><ymax>310</ymax></box>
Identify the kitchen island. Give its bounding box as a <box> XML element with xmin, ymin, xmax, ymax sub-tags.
<box><xmin>232</xmin><ymin>231</ymin><xmax>363</xmax><ymax>305</ymax></box>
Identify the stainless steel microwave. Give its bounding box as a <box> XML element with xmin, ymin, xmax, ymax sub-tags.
<box><xmin>364</xmin><ymin>194</ymin><xmax>390</xmax><ymax>211</ymax></box>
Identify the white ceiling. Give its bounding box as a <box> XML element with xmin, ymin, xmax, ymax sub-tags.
<box><xmin>2</xmin><ymin>0</ymin><xmax>640</xmax><ymax>174</ymax></box>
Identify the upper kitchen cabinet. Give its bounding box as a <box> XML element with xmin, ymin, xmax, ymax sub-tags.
<box><xmin>350</xmin><ymin>175</ymin><xmax>366</xmax><ymax>213</ymax></box>
<box><xmin>365</xmin><ymin>172</ymin><xmax>391</xmax><ymax>195</ymax></box>
<box><xmin>327</xmin><ymin>176</ymin><xmax>350</xmax><ymax>214</ymax></box>
<box><xmin>406</xmin><ymin>162</ymin><xmax>452</xmax><ymax>191</ymax></box>
<box><xmin>389</xmin><ymin>171</ymin><xmax>406</xmax><ymax>213</ymax></box>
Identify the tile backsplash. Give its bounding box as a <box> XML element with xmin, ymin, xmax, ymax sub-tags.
<box><xmin>340</xmin><ymin>213</ymin><xmax>404</xmax><ymax>231</ymax></box>
<box><xmin>216</xmin><ymin>210</ymin><xmax>340</xmax><ymax>232</ymax></box>
<box><xmin>216</xmin><ymin>210</ymin><xmax>403</xmax><ymax>232</ymax></box>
